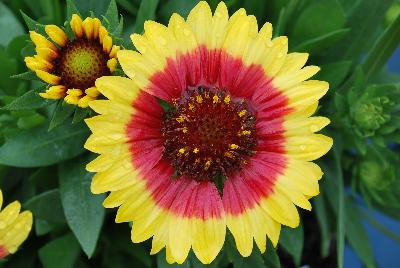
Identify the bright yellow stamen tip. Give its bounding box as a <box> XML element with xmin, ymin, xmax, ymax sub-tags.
<box><xmin>182</xmin><ymin>127</ymin><xmax>188</xmax><ymax>133</ymax></box>
<box><xmin>242</xmin><ymin>130</ymin><xmax>251</xmax><ymax>135</ymax></box>
<box><xmin>178</xmin><ymin>148</ymin><xmax>186</xmax><ymax>154</ymax></box>
<box><xmin>176</xmin><ymin>116</ymin><xmax>184</xmax><ymax>123</ymax></box>
<box><xmin>204</xmin><ymin>160</ymin><xmax>212</xmax><ymax>170</ymax></box>
<box><xmin>193</xmin><ymin>148</ymin><xmax>199</xmax><ymax>153</ymax></box>
<box><xmin>238</xmin><ymin>110</ymin><xmax>247</xmax><ymax>117</ymax></box>
<box><xmin>230</xmin><ymin>144</ymin><xmax>239</xmax><ymax>149</ymax></box>
<box><xmin>224</xmin><ymin>95</ymin><xmax>231</xmax><ymax>104</ymax></box>
<box><xmin>213</xmin><ymin>95</ymin><xmax>219</xmax><ymax>104</ymax></box>
<box><xmin>196</xmin><ymin>95</ymin><xmax>203</xmax><ymax>103</ymax></box>
<box><xmin>189</xmin><ymin>103</ymin><xmax>195</xmax><ymax>111</ymax></box>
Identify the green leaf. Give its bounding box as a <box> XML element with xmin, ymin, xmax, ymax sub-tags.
<box><xmin>72</xmin><ymin>107</ymin><xmax>90</xmax><ymax>123</ymax></box>
<box><xmin>345</xmin><ymin>203</ymin><xmax>376</xmax><ymax>268</ymax></box>
<box><xmin>362</xmin><ymin>14</ymin><xmax>400</xmax><ymax>81</ymax></box>
<box><xmin>66</xmin><ymin>0</ymin><xmax>81</xmax><ymax>20</ymax></box>
<box><xmin>10</xmin><ymin>71</ymin><xmax>38</xmax><ymax>81</ymax></box>
<box><xmin>291</xmin><ymin>28</ymin><xmax>350</xmax><ymax>54</ymax></box>
<box><xmin>158</xmin><ymin>0</ymin><xmax>197</xmax><ymax>25</ymax></box>
<box><xmin>262</xmin><ymin>240</ymin><xmax>280</xmax><ymax>268</ymax></box>
<box><xmin>103</xmin><ymin>0</ymin><xmax>119</xmax><ymax>32</ymax></box>
<box><xmin>290</xmin><ymin>0</ymin><xmax>345</xmax><ymax>43</ymax></box>
<box><xmin>336</xmin><ymin>0</ymin><xmax>394</xmax><ymax>60</ymax></box>
<box><xmin>279</xmin><ymin>224</ymin><xmax>304</xmax><ymax>266</ymax></box>
<box><xmin>39</xmin><ymin>233</ymin><xmax>80</xmax><ymax>268</ymax></box>
<box><xmin>25</xmin><ymin>189</ymin><xmax>66</xmax><ymax>223</ymax></box>
<box><xmin>0</xmin><ymin>2</ymin><xmax>24</xmax><ymax>47</ymax></box>
<box><xmin>49</xmin><ymin>101</ymin><xmax>75</xmax><ymax>131</ymax></box>
<box><xmin>320</xmin><ymin>137</ymin><xmax>345</xmax><ymax>268</ymax></box>
<box><xmin>2</xmin><ymin>88</ymin><xmax>52</xmax><ymax>111</ymax></box>
<box><xmin>313</xmin><ymin>195</ymin><xmax>331</xmax><ymax>258</ymax></box>
<box><xmin>59</xmin><ymin>155</ymin><xmax>105</xmax><ymax>258</ymax></box>
<box><xmin>133</xmin><ymin>0</ymin><xmax>160</xmax><ymax>34</ymax></box>
<box><xmin>35</xmin><ymin>219</ymin><xmax>60</xmax><ymax>236</ymax></box>
<box><xmin>20</xmin><ymin>10</ymin><xmax>46</xmax><ymax>34</ymax></box>
<box><xmin>17</xmin><ymin>112</ymin><xmax>46</xmax><ymax>129</ymax></box>
<box><xmin>0</xmin><ymin>121</ymin><xmax>89</xmax><ymax>167</ymax></box>
<box><xmin>316</xmin><ymin>61</ymin><xmax>352</xmax><ymax>89</ymax></box>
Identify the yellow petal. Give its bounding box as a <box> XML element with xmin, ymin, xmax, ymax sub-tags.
<box><xmin>78</xmin><ymin>95</ymin><xmax>94</xmax><ymax>108</ymax></box>
<box><xmin>107</xmin><ymin>58</ymin><xmax>118</xmax><ymax>72</ymax></box>
<box><xmin>92</xmin><ymin>18</ymin><xmax>101</xmax><ymax>39</ymax></box>
<box><xmin>35</xmin><ymin>70</ymin><xmax>60</xmax><ymax>85</ymax></box>
<box><xmin>2</xmin><ymin>211</ymin><xmax>32</xmax><ymax>253</ymax></box>
<box><xmin>85</xmin><ymin>86</ymin><xmax>100</xmax><ymax>98</ymax></box>
<box><xmin>90</xmin><ymin>157</ymin><xmax>140</xmax><ymax>194</ymax></box>
<box><xmin>66</xmin><ymin>88</ymin><xmax>83</xmax><ymax>96</ymax></box>
<box><xmin>109</xmin><ymin>45</ymin><xmax>120</xmax><ymax>58</ymax></box>
<box><xmin>29</xmin><ymin>31</ymin><xmax>57</xmax><ymax>51</ymax></box>
<box><xmin>168</xmin><ymin>217</ymin><xmax>192</xmax><ymax>264</ymax></box>
<box><xmin>284</xmin><ymin>117</ymin><xmax>331</xmax><ymax>137</ymax></box>
<box><xmin>39</xmin><ymin>85</ymin><xmax>66</xmax><ymax>100</ymax></box>
<box><xmin>285</xmin><ymin>134</ymin><xmax>333</xmax><ymax>161</ymax></box>
<box><xmin>286</xmin><ymin>80</ymin><xmax>329</xmax><ymax>110</ymax></box>
<box><xmin>263</xmin><ymin>36</ymin><xmax>288</xmax><ymax>77</ymax></box>
<box><xmin>0</xmin><ymin>190</ymin><xmax>3</xmax><ymax>210</ymax></box>
<box><xmin>151</xmin><ymin>220</ymin><xmax>169</xmax><ymax>255</ymax></box>
<box><xmin>25</xmin><ymin>56</ymin><xmax>53</xmax><ymax>71</ymax></box>
<box><xmin>273</xmin><ymin>66</ymin><xmax>321</xmax><ymax>91</ymax></box>
<box><xmin>99</xmin><ymin>26</ymin><xmax>108</xmax><ymax>44</ymax></box>
<box><xmin>261</xmin><ymin>190</ymin><xmax>300</xmax><ymax>228</ymax></box>
<box><xmin>226</xmin><ymin>212</ymin><xmax>253</xmax><ymax>257</ymax></box>
<box><xmin>209</xmin><ymin>2</ymin><xmax>229</xmax><ymax>49</ymax></box>
<box><xmin>103</xmin><ymin>35</ymin><xmax>112</xmax><ymax>53</ymax></box>
<box><xmin>36</xmin><ymin>47</ymin><xmax>58</xmax><ymax>61</ymax></box>
<box><xmin>95</xmin><ymin>76</ymin><xmax>140</xmax><ymax>104</ymax></box>
<box><xmin>187</xmin><ymin>1</ymin><xmax>213</xmax><ymax>46</ymax></box>
<box><xmin>70</xmin><ymin>14</ymin><xmax>83</xmax><ymax>38</ymax></box>
<box><xmin>82</xmin><ymin>17</ymin><xmax>94</xmax><ymax>39</ymax></box>
<box><xmin>45</xmin><ymin>25</ymin><xmax>68</xmax><ymax>46</ymax></box>
<box><xmin>64</xmin><ymin>94</ymin><xmax>80</xmax><ymax>105</ymax></box>
<box><xmin>192</xmin><ymin>217</ymin><xmax>226</xmax><ymax>264</ymax></box>
<box><xmin>0</xmin><ymin>201</ymin><xmax>21</xmax><ymax>230</ymax></box>
<box><xmin>102</xmin><ymin>184</ymin><xmax>137</xmax><ymax>208</ymax></box>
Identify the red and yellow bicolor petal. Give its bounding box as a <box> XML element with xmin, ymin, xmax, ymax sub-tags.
<box><xmin>25</xmin><ymin>14</ymin><xmax>119</xmax><ymax>108</ymax></box>
<box><xmin>0</xmin><ymin>190</ymin><xmax>33</xmax><ymax>258</ymax></box>
<box><xmin>85</xmin><ymin>77</ymin><xmax>228</xmax><ymax>264</ymax></box>
<box><xmin>88</xmin><ymin>0</ymin><xmax>332</xmax><ymax>264</ymax></box>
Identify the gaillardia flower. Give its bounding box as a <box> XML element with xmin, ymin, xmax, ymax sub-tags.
<box><xmin>25</xmin><ymin>14</ymin><xmax>119</xmax><ymax>108</ymax></box>
<box><xmin>84</xmin><ymin>1</ymin><xmax>332</xmax><ymax>264</ymax></box>
<box><xmin>0</xmin><ymin>189</ymin><xmax>32</xmax><ymax>258</ymax></box>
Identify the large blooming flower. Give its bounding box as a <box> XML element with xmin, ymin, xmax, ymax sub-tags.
<box><xmin>0</xmin><ymin>189</ymin><xmax>32</xmax><ymax>259</ymax></box>
<box><xmin>25</xmin><ymin>14</ymin><xmax>119</xmax><ymax>108</ymax></box>
<box><xmin>85</xmin><ymin>1</ymin><xmax>332</xmax><ymax>264</ymax></box>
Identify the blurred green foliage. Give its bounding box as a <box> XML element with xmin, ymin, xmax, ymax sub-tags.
<box><xmin>0</xmin><ymin>0</ymin><xmax>399</xmax><ymax>267</ymax></box>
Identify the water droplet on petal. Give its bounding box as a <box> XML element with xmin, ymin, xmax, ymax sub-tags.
<box><xmin>300</xmin><ymin>145</ymin><xmax>307</xmax><ymax>150</ymax></box>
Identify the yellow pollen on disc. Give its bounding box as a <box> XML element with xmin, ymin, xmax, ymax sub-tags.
<box><xmin>182</xmin><ymin>127</ymin><xmax>188</xmax><ymax>133</ymax></box>
<box><xmin>230</xmin><ymin>144</ymin><xmax>239</xmax><ymax>150</ymax></box>
<box><xmin>193</xmin><ymin>148</ymin><xmax>199</xmax><ymax>153</ymax></box>
<box><xmin>196</xmin><ymin>95</ymin><xmax>203</xmax><ymax>103</ymax></box>
<box><xmin>213</xmin><ymin>95</ymin><xmax>219</xmax><ymax>104</ymax></box>
<box><xmin>242</xmin><ymin>130</ymin><xmax>251</xmax><ymax>135</ymax></box>
<box><xmin>238</xmin><ymin>110</ymin><xmax>247</xmax><ymax>117</ymax></box>
<box><xmin>189</xmin><ymin>103</ymin><xmax>195</xmax><ymax>111</ymax></box>
<box><xmin>204</xmin><ymin>160</ymin><xmax>212</xmax><ymax>170</ymax></box>
<box><xmin>178</xmin><ymin>148</ymin><xmax>186</xmax><ymax>154</ymax></box>
<box><xmin>224</xmin><ymin>95</ymin><xmax>231</xmax><ymax>104</ymax></box>
<box><xmin>176</xmin><ymin>116</ymin><xmax>184</xmax><ymax>123</ymax></box>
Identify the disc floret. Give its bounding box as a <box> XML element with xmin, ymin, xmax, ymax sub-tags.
<box><xmin>161</xmin><ymin>86</ymin><xmax>257</xmax><ymax>181</ymax></box>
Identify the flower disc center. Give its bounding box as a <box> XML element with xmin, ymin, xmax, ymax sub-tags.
<box><xmin>55</xmin><ymin>39</ymin><xmax>110</xmax><ymax>89</ymax></box>
<box><xmin>161</xmin><ymin>86</ymin><xmax>257</xmax><ymax>181</ymax></box>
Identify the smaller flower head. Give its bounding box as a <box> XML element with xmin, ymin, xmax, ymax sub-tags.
<box><xmin>0</xmin><ymin>189</ymin><xmax>33</xmax><ymax>259</ymax></box>
<box><xmin>25</xmin><ymin>14</ymin><xmax>119</xmax><ymax>108</ymax></box>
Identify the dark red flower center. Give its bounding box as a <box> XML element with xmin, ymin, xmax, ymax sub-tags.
<box><xmin>161</xmin><ymin>86</ymin><xmax>257</xmax><ymax>181</ymax></box>
<box><xmin>55</xmin><ymin>39</ymin><xmax>110</xmax><ymax>89</ymax></box>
